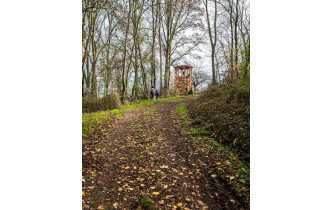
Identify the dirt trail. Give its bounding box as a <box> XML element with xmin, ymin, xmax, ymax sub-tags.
<box><xmin>82</xmin><ymin>98</ymin><xmax>244</xmax><ymax>209</ymax></box>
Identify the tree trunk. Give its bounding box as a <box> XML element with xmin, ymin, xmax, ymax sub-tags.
<box><xmin>121</xmin><ymin>0</ymin><xmax>132</xmax><ymax>102</ymax></box>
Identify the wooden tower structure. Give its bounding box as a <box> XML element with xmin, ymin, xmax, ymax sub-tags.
<box><xmin>174</xmin><ymin>65</ymin><xmax>192</xmax><ymax>95</ymax></box>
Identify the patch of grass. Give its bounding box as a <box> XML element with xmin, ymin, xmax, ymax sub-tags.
<box><xmin>190</xmin><ymin>127</ymin><xmax>210</xmax><ymax>137</ymax></box>
<box><xmin>138</xmin><ymin>196</ymin><xmax>156</xmax><ymax>210</ymax></box>
<box><xmin>82</xmin><ymin>96</ymin><xmax>185</xmax><ymax>135</ymax></box>
<box><xmin>175</xmin><ymin>103</ymin><xmax>190</xmax><ymax>126</ymax></box>
<box><xmin>144</xmin><ymin>108</ymin><xmax>156</xmax><ymax>117</ymax></box>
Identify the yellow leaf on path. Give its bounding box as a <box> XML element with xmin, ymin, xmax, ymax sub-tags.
<box><xmin>127</xmin><ymin>188</ymin><xmax>134</xmax><ymax>191</ymax></box>
<box><xmin>216</xmin><ymin>162</ymin><xmax>221</xmax><ymax>165</ymax></box>
<box><xmin>118</xmin><ymin>187</ymin><xmax>123</xmax><ymax>191</ymax></box>
<box><xmin>184</xmin><ymin>208</ymin><xmax>190</xmax><ymax>210</ymax></box>
<box><xmin>177</xmin><ymin>202</ymin><xmax>183</xmax><ymax>207</ymax></box>
<box><xmin>211</xmin><ymin>174</ymin><xmax>217</xmax><ymax>178</ymax></box>
<box><xmin>185</xmin><ymin>197</ymin><xmax>191</xmax><ymax>202</ymax></box>
<box><xmin>140</xmin><ymin>184</ymin><xmax>145</xmax><ymax>187</ymax></box>
<box><xmin>150</xmin><ymin>186</ymin><xmax>156</xmax><ymax>189</ymax></box>
<box><xmin>97</xmin><ymin>205</ymin><xmax>105</xmax><ymax>209</ymax></box>
<box><xmin>166</xmin><ymin>195</ymin><xmax>173</xmax><ymax>199</ymax></box>
<box><xmin>82</xmin><ymin>191</ymin><xmax>85</xmax><ymax>196</ymax></box>
<box><xmin>160</xmin><ymin>165</ymin><xmax>169</xmax><ymax>169</ymax></box>
<box><xmin>225</xmin><ymin>160</ymin><xmax>231</xmax><ymax>165</ymax></box>
<box><xmin>163</xmin><ymin>185</ymin><xmax>168</xmax><ymax>189</ymax></box>
<box><xmin>152</xmin><ymin>192</ymin><xmax>160</xmax><ymax>195</ymax></box>
<box><xmin>198</xmin><ymin>200</ymin><xmax>204</xmax><ymax>206</ymax></box>
<box><xmin>179</xmin><ymin>173</ymin><xmax>184</xmax><ymax>175</ymax></box>
<box><xmin>96</xmin><ymin>148</ymin><xmax>101</xmax><ymax>152</ymax></box>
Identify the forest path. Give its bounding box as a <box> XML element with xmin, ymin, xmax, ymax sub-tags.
<box><xmin>82</xmin><ymin>97</ymin><xmax>243</xmax><ymax>209</ymax></box>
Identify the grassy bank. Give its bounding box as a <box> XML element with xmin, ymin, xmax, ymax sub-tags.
<box><xmin>188</xmin><ymin>79</ymin><xmax>250</xmax><ymax>163</ymax></box>
<box><xmin>176</xmin><ymin>101</ymin><xmax>250</xmax><ymax>206</ymax></box>
<box><xmin>82</xmin><ymin>96</ymin><xmax>184</xmax><ymax>135</ymax></box>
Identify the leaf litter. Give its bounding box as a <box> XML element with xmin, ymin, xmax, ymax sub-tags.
<box><xmin>82</xmin><ymin>98</ymin><xmax>246</xmax><ymax>209</ymax></box>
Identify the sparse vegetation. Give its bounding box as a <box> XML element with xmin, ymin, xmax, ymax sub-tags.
<box><xmin>144</xmin><ymin>108</ymin><xmax>156</xmax><ymax>117</ymax></box>
<box><xmin>138</xmin><ymin>196</ymin><xmax>156</xmax><ymax>210</ymax></box>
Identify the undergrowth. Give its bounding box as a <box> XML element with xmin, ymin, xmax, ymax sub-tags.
<box><xmin>188</xmin><ymin>79</ymin><xmax>250</xmax><ymax>163</ymax></box>
<box><xmin>176</xmin><ymin>102</ymin><xmax>250</xmax><ymax>206</ymax></box>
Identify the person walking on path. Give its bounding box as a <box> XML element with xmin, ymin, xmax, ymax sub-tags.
<box><xmin>150</xmin><ymin>86</ymin><xmax>155</xmax><ymax>101</ymax></box>
<box><xmin>155</xmin><ymin>89</ymin><xmax>160</xmax><ymax>101</ymax></box>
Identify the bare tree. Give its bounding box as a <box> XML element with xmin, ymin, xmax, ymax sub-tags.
<box><xmin>203</xmin><ymin>0</ymin><xmax>217</xmax><ymax>84</ymax></box>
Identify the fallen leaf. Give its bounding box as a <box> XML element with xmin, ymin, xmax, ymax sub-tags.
<box><xmin>216</xmin><ymin>162</ymin><xmax>221</xmax><ymax>165</ymax></box>
<box><xmin>82</xmin><ymin>191</ymin><xmax>85</xmax><ymax>196</ymax></box>
<box><xmin>150</xmin><ymin>186</ymin><xmax>156</xmax><ymax>189</ymax></box>
<box><xmin>211</xmin><ymin>174</ymin><xmax>217</xmax><ymax>178</ymax></box>
<box><xmin>118</xmin><ymin>187</ymin><xmax>123</xmax><ymax>191</ymax></box>
<box><xmin>158</xmin><ymin>200</ymin><xmax>165</xmax><ymax>205</ymax></box>
<box><xmin>198</xmin><ymin>200</ymin><xmax>204</xmax><ymax>206</ymax></box>
<box><xmin>113</xmin><ymin>202</ymin><xmax>118</xmax><ymax>208</ymax></box>
<box><xmin>177</xmin><ymin>202</ymin><xmax>183</xmax><ymax>207</ymax></box>
<box><xmin>97</xmin><ymin>205</ymin><xmax>105</xmax><ymax>209</ymax></box>
<box><xmin>152</xmin><ymin>192</ymin><xmax>160</xmax><ymax>195</ymax></box>
<box><xmin>163</xmin><ymin>185</ymin><xmax>168</xmax><ymax>189</ymax></box>
<box><xmin>185</xmin><ymin>197</ymin><xmax>191</xmax><ymax>202</ymax></box>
